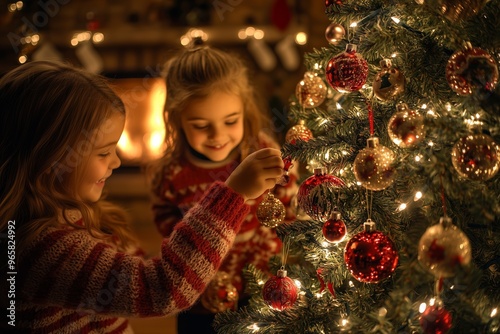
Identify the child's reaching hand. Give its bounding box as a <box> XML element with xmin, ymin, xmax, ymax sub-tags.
<box><xmin>225</xmin><ymin>148</ymin><xmax>284</xmax><ymax>202</ymax></box>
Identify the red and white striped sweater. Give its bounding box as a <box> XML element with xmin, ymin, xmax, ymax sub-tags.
<box><xmin>6</xmin><ymin>182</ymin><xmax>248</xmax><ymax>333</ymax></box>
<box><xmin>152</xmin><ymin>138</ymin><xmax>297</xmax><ymax>298</ymax></box>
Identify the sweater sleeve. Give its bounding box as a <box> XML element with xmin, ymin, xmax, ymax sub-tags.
<box><xmin>18</xmin><ymin>181</ymin><xmax>249</xmax><ymax>317</ymax></box>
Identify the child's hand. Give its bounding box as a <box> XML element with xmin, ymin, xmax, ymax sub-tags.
<box><xmin>226</xmin><ymin>148</ymin><xmax>284</xmax><ymax>201</ymax></box>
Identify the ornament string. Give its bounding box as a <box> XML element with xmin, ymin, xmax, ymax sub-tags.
<box><xmin>365</xmin><ymin>188</ymin><xmax>373</xmax><ymax>220</ymax></box>
<box><xmin>366</xmin><ymin>99</ymin><xmax>375</xmax><ymax>136</ymax></box>
<box><xmin>439</xmin><ymin>173</ymin><xmax>447</xmax><ymax>217</ymax></box>
<box><xmin>281</xmin><ymin>235</ymin><xmax>291</xmax><ymax>269</ymax></box>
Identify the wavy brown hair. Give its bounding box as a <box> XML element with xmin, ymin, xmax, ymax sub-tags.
<box><xmin>0</xmin><ymin>61</ymin><xmax>137</xmax><ymax>254</ymax></box>
<box><xmin>148</xmin><ymin>45</ymin><xmax>271</xmax><ymax>190</ymax></box>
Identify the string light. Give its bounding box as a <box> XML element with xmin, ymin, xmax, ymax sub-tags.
<box><xmin>398</xmin><ymin>203</ymin><xmax>407</xmax><ymax>211</ymax></box>
<box><xmin>491</xmin><ymin>308</ymin><xmax>498</xmax><ymax>317</ymax></box>
<box><xmin>419</xmin><ymin>302</ymin><xmax>427</xmax><ymax>313</ymax></box>
<box><xmin>391</xmin><ymin>17</ymin><xmax>401</xmax><ymax>24</ymax></box>
<box><xmin>415</xmin><ymin>154</ymin><xmax>422</xmax><ymax>162</ymax></box>
<box><xmin>414</xmin><ymin>191</ymin><xmax>423</xmax><ymax>201</ymax></box>
<box><xmin>247</xmin><ymin>323</ymin><xmax>260</xmax><ymax>332</ymax></box>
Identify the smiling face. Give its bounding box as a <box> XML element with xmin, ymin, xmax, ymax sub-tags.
<box><xmin>76</xmin><ymin>113</ymin><xmax>124</xmax><ymax>203</ymax></box>
<box><xmin>181</xmin><ymin>91</ymin><xmax>244</xmax><ymax>162</ymax></box>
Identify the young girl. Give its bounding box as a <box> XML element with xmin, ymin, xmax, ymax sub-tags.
<box><xmin>0</xmin><ymin>61</ymin><xmax>284</xmax><ymax>333</ymax></box>
<box><xmin>150</xmin><ymin>43</ymin><xmax>298</xmax><ymax>333</ymax></box>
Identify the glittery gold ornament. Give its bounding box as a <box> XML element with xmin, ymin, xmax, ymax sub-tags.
<box><xmin>201</xmin><ymin>272</ymin><xmax>238</xmax><ymax>313</ymax></box>
<box><xmin>387</xmin><ymin>103</ymin><xmax>425</xmax><ymax>148</ymax></box>
<box><xmin>257</xmin><ymin>192</ymin><xmax>286</xmax><ymax>227</ymax></box>
<box><xmin>437</xmin><ymin>0</ymin><xmax>487</xmax><ymax>22</ymax></box>
<box><xmin>296</xmin><ymin>72</ymin><xmax>327</xmax><ymax>108</ymax></box>
<box><xmin>372</xmin><ymin>59</ymin><xmax>405</xmax><ymax>101</ymax></box>
<box><xmin>353</xmin><ymin>137</ymin><xmax>396</xmax><ymax>191</ymax></box>
<box><xmin>418</xmin><ymin>216</ymin><xmax>471</xmax><ymax>278</ymax></box>
<box><xmin>451</xmin><ymin>133</ymin><xmax>500</xmax><ymax>181</ymax></box>
<box><xmin>325</xmin><ymin>23</ymin><xmax>345</xmax><ymax>45</ymax></box>
<box><xmin>285</xmin><ymin>120</ymin><xmax>313</xmax><ymax>144</ymax></box>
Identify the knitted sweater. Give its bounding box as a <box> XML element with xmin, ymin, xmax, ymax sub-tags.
<box><xmin>152</xmin><ymin>138</ymin><xmax>297</xmax><ymax>298</ymax></box>
<box><xmin>3</xmin><ymin>182</ymin><xmax>248</xmax><ymax>334</ymax></box>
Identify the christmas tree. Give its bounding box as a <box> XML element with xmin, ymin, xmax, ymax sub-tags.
<box><xmin>214</xmin><ymin>1</ymin><xmax>500</xmax><ymax>333</ymax></box>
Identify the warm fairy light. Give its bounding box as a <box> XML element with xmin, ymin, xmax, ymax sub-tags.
<box><xmin>415</xmin><ymin>154</ymin><xmax>422</xmax><ymax>162</ymax></box>
<box><xmin>295</xmin><ymin>32</ymin><xmax>308</xmax><ymax>45</ymax></box>
<box><xmin>314</xmin><ymin>63</ymin><xmax>320</xmax><ymax>70</ymax></box>
<box><xmin>356</xmin><ymin>181</ymin><xmax>362</xmax><ymax>186</ymax></box>
<box><xmin>92</xmin><ymin>32</ymin><xmax>104</xmax><ymax>43</ymax></box>
<box><xmin>398</xmin><ymin>203</ymin><xmax>407</xmax><ymax>211</ymax></box>
<box><xmin>254</xmin><ymin>29</ymin><xmax>265</xmax><ymax>40</ymax></box>
<box><xmin>341</xmin><ymin>318</ymin><xmax>349</xmax><ymax>326</ymax></box>
<box><xmin>427</xmin><ymin>110</ymin><xmax>436</xmax><ymax>117</ymax></box>
<box><xmin>324</xmin><ymin>151</ymin><xmax>330</xmax><ymax>160</ymax></box>
<box><xmin>445</xmin><ymin>102</ymin><xmax>452</xmax><ymax>111</ymax></box>
<box><xmin>379</xmin><ymin>307</ymin><xmax>388</xmax><ymax>317</ymax></box>
<box><xmin>319</xmin><ymin>118</ymin><xmax>329</xmax><ymax>126</ymax></box>
<box><xmin>18</xmin><ymin>55</ymin><xmax>27</xmax><ymax>64</ymax></box>
<box><xmin>349</xmin><ymin>281</ymin><xmax>354</xmax><ymax>288</ymax></box>
<box><xmin>391</xmin><ymin>17</ymin><xmax>401</xmax><ymax>24</ymax></box>
<box><xmin>350</xmin><ymin>22</ymin><xmax>358</xmax><ymax>28</ymax></box>
<box><xmin>414</xmin><ymin>191</ymin><xmax>423</xmax><ymax>201</ymax></box>
<box><xmin>342</xmin><ymin>150</ymin><xmax>348</xmax><ymax>155</ymax></box>
<box><xmin>180</xmin><ymin>28</ymin><xmax>208</xmax><ymax>46</ymax></box>
<box><xmin>491</xmin><ymin>308</ymin><xmax>498</xmax><ymax>317</ymax></box>
<box><xmin>294</xmin><ymin>279</ymin><xmax>302</xmax><ymax>289</ymax></box>
<box><xmin>8</xmin><ymin>1</ymin><xmax>23</xmax><ymax>11</ymax></box>
<box><xmin>336</xmin><ymin>102</ymin><xmax>342</xmax><ymax>109</ymax></box>
<box><xmin>31</xmin><ymin>34</ymin><xmax>40</xmax><ymax>44</ymax></box>
<box><xmin>428</xmin><ymin>141</ymin><xmax>434</xmax><ymax>147</ymax></box>
<box><xmin>245</xmin><ymin>26</ymin><xmax>256</xmax><ymax>36</ymax></box>
<box><xmin>419</xmin><ymin>302</ymin><xmax>427</xmax><ymax>313</ymax></box>
<box><xmin>316</xmin><ymin>292</ymin><xmax>324</xmax><ymax>298</ymax></box>
<box><xmin>391</xmin><ymin>53</ymin><xmax>397</xmax><ymax>58</ymax></box>
<box><xmin>429</xmin><ymin>298</ymin><xmax>436</xmax><ymax>306</ymax></box>
<box><xmin>247</xmin><ymin>323</ymin><xmax>260</xmax><ymax>332</ymax></box>
<box><xmin>421</xmin><ymin>104</ymin><xmax>427</xmax><ymax>109</ymax></box>
<box><xmin>258</xmin><ymin>279</ymin><xmax>265</xmax><ymax>285</ymax></box>
<box><xmin>237</xmin><ymin>29</ymin><xmax>246</xmax><ymax>40</ymax></box>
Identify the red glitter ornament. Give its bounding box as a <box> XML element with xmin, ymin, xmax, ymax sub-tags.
<box><xmin>325</xmin><ymin>0</ymin><xmax>343</xmax><ymax>6</ymax></box>
<box><xmin>446</xmin><ymin>44</ymin><xmax>499</xmax><ymax>95</ymax></box>
<box><xmin>322</xmin><ymin>211</ymin><xmax>347</xmax><ymax>243</ymax></box>
<box><xmin>262</xmin><ymin>269</ymin><xmax>298</xmax><ymax>311</ymax></box>
<box><xmin>420</xmin><ymin>305</ymin><xmax>453</xmax><ymax>334</ymax></box>
<box><xmin>277</xmin><ymin>156</ymin><xmax>294</xmax><ymax>186</ymax></box>
<box><xmin>297</xmin><ymin>167</ymin><xmax>345</xmax><ymax>222</ymax></box>
<box><xmin>344</xmin><ymin>220</ymin><xmax>399</xmax><ymax>283</ymax></box>
<box><xmin>326</xmin><ymin>44</ymin><xmax>369</xmax><ymax>93</ymax></box>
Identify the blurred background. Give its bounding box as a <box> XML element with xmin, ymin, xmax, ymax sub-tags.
<box><xmin>0</xmin><ymin>1</ymin><xmax>330</xmax><ymax>332</ymax></box>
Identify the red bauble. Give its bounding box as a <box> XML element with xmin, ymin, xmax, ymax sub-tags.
<box><xmin>322</xmin><ymin>212</ymin><xmax>347</xmax><ymax>243</ymax></box>
<box><xmin>446</xmin><ymin>44</ymin><xmax>499</xmax><ymax>95</ymax></box>
<box><xmin>420</xmin><ymin>305</ymin><xmax>453</xmax><ymax>334</ymax></box>
<box><xmin>344</xmin><ymin>220</ymin><xmax>399</xmax><ymax>283</ymax></box>
<box><xmin>326</xmin><ymin>0</ymin><xmax>343</xmax><ymax>6</ymax></box>
<box><xmin>326</xmin><ymin>44</ymin><xmax>368</xmax><ymax>93</ymax></box>
<box><xmin>285</xmin><ymin>120</ymin><xmax>313</xmax><ymax>144</ymax></box>
<box><xmin>297</xmin><ymin>167</ymin><xmax>345</xmax><ymax>222</ymax></box>
<box><xmin>262</xmin><ymin>269</ymin><xmax>298</xmax><ymax>311</ymax></box>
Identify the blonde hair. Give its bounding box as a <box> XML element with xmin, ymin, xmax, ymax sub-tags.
<box><xmin>0</xmin><ymin>61</ymin><xmax>136</xmax><ymax>254</ymax></box>
<box><xmin>149</xmin><ymin>45</ymin><xmax>270</xmax><ymax>187</ymax></box>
